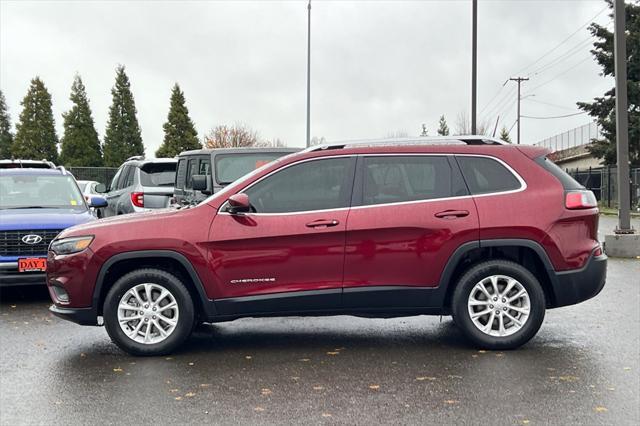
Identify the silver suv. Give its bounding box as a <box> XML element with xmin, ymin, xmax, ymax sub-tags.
<box><xmin>98</xmin><ymin>157</ymin><xmax>177</xmax><ymax>217</ymax></box>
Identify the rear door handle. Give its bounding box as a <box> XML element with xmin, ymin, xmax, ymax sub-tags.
<box><xmin>434</xmin><ymin>209</ymin><xmax>470</xmax><ymax>219</ymax></box>
<box><xmin>306</xmin><ymin>219</ymin><xmax>340</xmax><ymax>228</ymax></box>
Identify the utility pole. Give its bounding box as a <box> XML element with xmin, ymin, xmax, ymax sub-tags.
<box><xmin>613</xmin><ymin>0</ymin><xmax>632</xmax><ymax>233</ymax></box>
<box><xmin>508</xmin><ymin>77</ymin><xmax>529</xmax><ymax>144</ymax></box>
<box><xmin>305</xmin><ymin>0</ymin><xmax>311</xmax><ymax>148</ymax></box>
<box><xmin>471</xmin><ymin>0</ymin><xmax>477</xmax><ymax>134</ymax></box>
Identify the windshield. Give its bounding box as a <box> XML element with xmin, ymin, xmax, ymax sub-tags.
<box><xmin>77</xmin><ymin>181</ymin><xmax>89</xmax><ymax>192</ymax></box>
<box><xmin>140</xmin><ymin>162</ymin><xmax>177</xmax><ymax>187</ymax></box>
<box><xmin>0</xmin><ymin>174</ymin><xmax>87</xmax><ymax>210</ymax></box>
<box><xmin>214</xmin><ymin>153</ymin><xmax>287</xmax><ymax>185</ymax></box>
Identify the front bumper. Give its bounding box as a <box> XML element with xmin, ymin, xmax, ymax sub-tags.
<box><xmin>0</xmin><ymin>262</ymin><xmax>46</xmax><ymax>287</ymax></box>
<box><xmin>549</xmin><ymin>252</ymin><xmax>607</xmax><ymax>308</ymax></box>
<box><xmin>49</xmin><ymin>305</ymin><xmax>99</xmax><ymax>326</ymax></box>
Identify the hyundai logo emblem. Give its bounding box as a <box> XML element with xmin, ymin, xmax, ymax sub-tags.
<box><xmin>21</xmin><ymin>234</ymin><xmax>43</xmax><ymax>245</ymax></box>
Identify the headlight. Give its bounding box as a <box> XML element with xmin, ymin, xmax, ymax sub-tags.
<box><xmin>49</xmin><ymin>236</ymin><xmax>94</xmax><ymax>255</ymax></box>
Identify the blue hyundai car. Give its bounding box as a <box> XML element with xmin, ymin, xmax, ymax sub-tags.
<box><xmin>0</xmin><ymin>167</ymin><xmax>107</xmax><ymax>287</ymax></box>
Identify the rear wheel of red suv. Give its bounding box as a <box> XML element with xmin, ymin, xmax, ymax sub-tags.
<box><xmin>451</xmin><ymin>260</ymin><xmax>545</xmax><ymax>350</ymax></box>
<box><xmin>103</xmin><ymin>268</ymin><xmax>195</xmax><ymax>356</ymax></box>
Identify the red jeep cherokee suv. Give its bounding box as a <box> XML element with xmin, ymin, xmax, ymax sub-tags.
<box><xmin>47</xmin><ymin>137</ymin><xmax>606</xmax><ymax>355</ymax></box>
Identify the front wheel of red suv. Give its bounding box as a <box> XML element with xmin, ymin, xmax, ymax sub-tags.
<box><xmin>103</xmin><ymin>268</ymin><xmax>195</xmax><ymax>356</ymax></box>
<box><xmin>451</xmin><ymin>260</ymin><xmax>546</xmax><ymax>350</ymax></box>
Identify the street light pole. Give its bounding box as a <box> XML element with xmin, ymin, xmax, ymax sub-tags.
<box><xmin>614</xmin><ymin>0</ymin><xmax>632</xmax><ymax>233</ymax></box>
<box><xmin>471</xmin><ymin>0</ymin><xmax>477</xmax><ymax>135</ymax></box>
<box><xmin>306</xmin><ymin>0</ymin><xmax>311</xmax><ymax>148</ymax></box>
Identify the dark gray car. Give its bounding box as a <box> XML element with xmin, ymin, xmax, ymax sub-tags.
<box><xmin>98</xmin><ymin>157</ymin><xmax>177</xmax><ymax>217</ymax></box>
<box><xmin>173</xmin><ymin>147</ymin><xmax>298</xmax><ymax>205</ymax></box>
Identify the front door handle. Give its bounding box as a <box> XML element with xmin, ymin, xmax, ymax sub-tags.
<box><xmin>306</xmin><ymin>219</ymin><xmax>340</xmax><ymax>228</ymax></box>
<box><xmin>434</xmin><ymin>209</ymin><xmax>470</xmax><ymax>219</ymax></box>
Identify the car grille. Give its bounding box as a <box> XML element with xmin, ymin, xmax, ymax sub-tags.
<box><xmin>0</xmin><ymin>230</ymin><xmax>62</xmax><ymax>257</ymax></box>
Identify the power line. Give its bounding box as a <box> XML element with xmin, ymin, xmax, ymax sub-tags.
<box><xmin>525</xmin><ymin>55</ymin><xmax>593</xmax><ymax>93</ymax></box>
<box><xmin>513</xmin><ymin>6</ymin><xmax>608</xmax><ymax>76</ymax></box>
<box><xmin>522</xmin><ymin>111</ymin><xmax>586</xmax><ymax>119</ymax></box>
<box><xmin>523</xmin><ymin>97</ymin><xmax>580</xmax><ymax>111</ymax></box>
<box><xmin>527</xmin><ymin>36</ymin><xmax>595</xmax><ymax>77</ymax></box>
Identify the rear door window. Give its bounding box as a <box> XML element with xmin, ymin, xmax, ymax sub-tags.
<box><xmin>361</xmin><ymin>156</ymin><xmax>467</xmax><ymax>206</ymax></box>
<box><xmin>456</xmin><ymin>156</ymin><xmax>522</xmax><ymax>195</ymax></box>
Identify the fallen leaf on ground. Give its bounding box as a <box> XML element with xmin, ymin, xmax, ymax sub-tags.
<box><xmin>245</xmin><ymin>356</ymin><xmax>252</xmax><ymax>360</ymax></box>
<box><xmin>522</xmin><ymin>420</ymin><xmax>530</xmax><ymax>425</ymax></box>
<box><xmin>165</xmin><ymin>357</ymin><xmax>173</xmax><ymax>361</ymax></box>
<box><xmin>299</xmin><ymin>358</ymin><xmax>310</xmax><ymax>362</ymax></box>
<box><xmin>185</xmin><ymin>392</ymin><xmax>196</xmax><ymax>397</ymax></box>
<box><xmin>200</xmin><ymin>384</ymin><xmax>211</xmax><ymax>388</ymax></box>
<box><xmin>261</xmin><ymin>388</ymin><xmax>272</xmax><ymax>396</ymax></box>
<box><xmin>478</xmin><ymin>350</ymin><xmax>486</xmax><ymax>353</ymax></box>
<box><xmin>313</xmin><ymin>386</ymin><xmax>324</xmax><ymax>391</ymax></box>
<box><xmin>594</xmin><ymin>406</ymin><xmax>608</xmax><ymax>413</ymax></box>
<box><xmin>254</xmin><ymin>406</ymin><xmax>265</xmax><ymax>412</ymax></box>
<box><xmin>188</xmin><ymin>362</ymin><xmax>194</xmax><ymax>366</ymax></box>
<box><xmin>444</xmin><ymin>400</ymin><xmax>459</xmax><ymax>405</ymax></box>
<box><xmin>369</xmin><ymin>384</ymin><xmax>380</xmax><ymax>390</ymax></box>
<box><xmin>113</xmin><ymin>368</ymin><xmax>123</xmax><ymax>372</ymax></box>
<box><xmin>416</xmin><ymin>376</ymin><xmax>437</xmax><ymax>381</ymax></box>
<box><xmin>291</xmin><ymin>376</ymin><xmax>300</xmax><ymax>380</ymax></box>
<box><xmin>321</xmin><ymin>413</ymin><xmax>332</xmax><ymax>418</ymax></box>
<box><xmin>169</xmin><ymin>389</ymin><xmax>179</xmax><ymax>393</ymax></box>
<box><xmin>558</xmin><ymin>376</ymin><xmax>579</xmax><ymax>382</ymax></box>
<box><xmin>326</xmin><ymin>352</ymin><xmax>339</xmax><ymax>355</ymax></box>
<box><xmin>174</xmin><ymin>397</ymin><xmax>182</xmax><ymax>401</ymax></box>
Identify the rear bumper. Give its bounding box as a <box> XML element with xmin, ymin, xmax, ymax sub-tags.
<box><xmin>49</xmin><ymin>305</ymin><xmax>99</xmax><ymax>326</ymax></box>
<box><xmin>549</xmin><ymin>253</ymin><xmax>607</xmax><ymax>308</ymax></box>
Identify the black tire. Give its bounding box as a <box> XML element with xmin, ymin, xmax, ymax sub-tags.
<box><xmin>104</xmin><ymin>268</ymin><xmax>195</xmax><ymax>356</ymax></box>
<box><xmin>451</xmin><ymin>260</ymin><xmax>545</xmax><ymax>350</ymax></box>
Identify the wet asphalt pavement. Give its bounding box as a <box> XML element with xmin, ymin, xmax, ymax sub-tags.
<box><xmin>1</xmin><ymin>216</ymin><xmax>639</xmax><ymax>425</ymax></box>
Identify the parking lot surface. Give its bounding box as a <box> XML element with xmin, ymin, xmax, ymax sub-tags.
<box><xmin>1</xmin><ymin>216</ymin><xmax>638</xmax><ymax>425</ymax></box>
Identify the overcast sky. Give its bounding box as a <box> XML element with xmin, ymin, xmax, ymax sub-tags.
<box><xmin>0</xmin><ymin>0</ymin><xmax>614</xmax><ymax>155</ymax></box>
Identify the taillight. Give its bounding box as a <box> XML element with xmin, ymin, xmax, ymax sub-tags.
<box><xmin>130</xmin><ymin>192</ymin><xmax>144</xmax><ymax>208</ymax></box>
<box><xmin>565</xmin><ymin>190</ymin><xmax>597</xmax><ymax>209</ymax></box>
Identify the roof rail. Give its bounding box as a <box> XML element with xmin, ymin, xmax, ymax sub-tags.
<box><xmin>306</xmin><ymin>135</ymin><xmax>505</xmax><ymax>152</ymax></box>
<box><xmin>125</xmin><ymin>155</ymin><xmax>145</xmax><ymax>162</ymax></box>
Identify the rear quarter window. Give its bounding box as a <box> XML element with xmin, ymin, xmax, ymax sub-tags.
<box><xmin>456</xmin><ymin>156</ymin><xmax>522</xmax><ymax>195</ymax></box>
<box><xmin>534</xmin><ymin>156</ymin><xmax>584</xmax><ymax>190</ymax></box>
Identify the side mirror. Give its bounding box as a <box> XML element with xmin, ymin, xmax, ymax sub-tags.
<box><xmin>88</xmin><ymin>195</ymin><xmax>108</xmax><ymax>209</ymax></box>
<box><xmin>191</xmin><ymin>174</ymin><xmax>211</xmax><ymax>195</ymax></box>
<box><xmin>95</xmin><ymin>183</ymin><xmax>107</xmax><ymax>193</ymax></box>
<box><xmin>227</xmin><ymin>193</ymin><xmax>251</xmax><ymax>214</ymax></box>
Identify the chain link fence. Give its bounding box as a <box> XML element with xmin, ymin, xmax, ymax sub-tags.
<box><xmin>535</xmin><ymin>122</ymin><xmax>601</xmax><ymax>152</ymax></box>
<box><xmin>67</xmin><ymin>167</ymin><xmax>118</xmax><ymax>186</ymax></box>
<box><xmin>567</xmin><ymin>166</ymin><xmax>640</xmax><ymax>209</ymax></box>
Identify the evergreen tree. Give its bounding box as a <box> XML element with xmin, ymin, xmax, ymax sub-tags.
<box><xmin>577</xmin><ymin>0</ymin><xmax>639</xmax><ymax>166</ymax></box>
<box><xmin>103</xmin><ymin>65</ymin><xmax>144</xmax><ymax>166</ymax></box>
<box><xmin>437</xmin><ymin>115</ymin><xmax>450</xmax><ymax>136</ymax></box>
<box><xmin>499</xmin><ymin>126</ymin><xmax>512</xmax><ymax>143</ymax></box>
<box><xmin>12</xmin><ymin>77</ymin><xmax>58</xmax><ymax>162</ymax></box>
<box><xmin>59</xmin><ymin>75</ymin><xmax>103</xmax><ymax>166</ymax></box>
<box><xmin>156</xmin><ymin>83</ymin><xmax>200</xmax><ymax>157</ymax></box>
<box><xmin>0</xmin><ymin>90</ymin><xmax>13</xmax><ymax>159</ymax></box>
